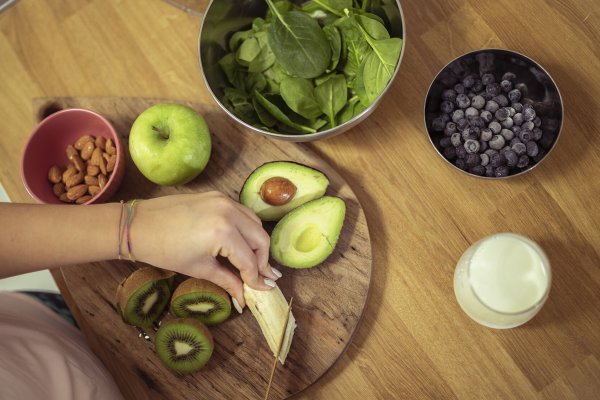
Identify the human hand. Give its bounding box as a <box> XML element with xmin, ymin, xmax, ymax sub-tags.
<box><xmin>130</xmin><ymin>192</ymin><xmax>280</xmax><ymax>310</ymax></box>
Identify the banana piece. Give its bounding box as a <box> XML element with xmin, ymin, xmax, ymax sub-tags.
<box><xmin>243</xmin><ymin>282</ymin><xmax>296</xmax><ymax>364</ymax></box>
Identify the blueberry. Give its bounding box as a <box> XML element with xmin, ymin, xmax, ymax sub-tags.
<box><xmin>442</xmin><ymin>89</ymin><xmax>458</xmax><ymax>102</ymax></box>
<box><xmin>495</xmin><ymin>107</ymin><xmax>510</xmax><ymax>122</ymax></box>
<box><xmin>454</xmin><ymin>83</ymin><xmax>465</xmax><ymax>94</ymax></box>
<box><xmin>523</xmin><ymin>106</ymin><xmax>536</xmax><ymax>121</ymax></box>
<box><xmin>526</xmin><ymin>141</ymin><xmax>539</xmax><ymax>157</ymax></box>
<box><xmin>456</xmin><ymin>145</ymin><xmax>467</xmax><ymax>159</ymax></box>
<box><xmin>462</xmin><ymin>128</ymin><xmax>478</xmax><ymax>141</ymax></box>
<box><xmin>511</xmin><ymin>126</ymin><xmax>522</xmax><ymax>135</ymax></box>
<box><xmin>463</xmin><ymin>74</ymin><xmax>476</xmax><ymax>88</ymax></box>
<box><xmin>485</xmin><ymin>100</ymin><xmax>500</xmax><ymax>113</ymax></box>
<box><xmin>451</xmin><ymin>132</ymin><xmax>462</xmax><ymax>147</ymax></box>
<box><xmin>472</xmin><ymin>79</ymin><xmax>483</xmax><ymax>92</ymax></box>
<box><xmin>512</xmin><ymin>142</ymin><xmax>527</xmax><ymax>155</ymax></box>
<box><xmin>456</xmin><ymin>93</ymin><xmax>471</xmax><ymax>109</ymax></box>
<box><xmin>488</xmin><ymin>121</ymin><xmax>502</xmax><ymax>134</ymax></box>
<box><xmin>445</xmin><ymin>122</ymin><xmax>457</xmax><ymax>136</ymax></box>
<box><xmin>469</xmin><ymin>116</ymin><xmax>486</xmax><ymax>129</ymax></box>
<box><xmin>440</xmin><ymin>137</ymin><xmax>452</xmax><ymax>148</ymax></box>
<box><xmin>512</xmin><ymin>102</ymin><xmax>523</xmax><ymax>112</ymax></box>
<box><xmin>441</xmin><ymin>100</ymin><xmax>454</xmax><ymax>114</ymax></box>
<box><xmin>452</xmin><ymin>109</ymin><xmax>465</xmax><ymax>123</ymax></box>
<box><xmin>480</xmin><ymin>110</ymin><xmax>493</xmax><ymax>123</ymax></box>
<box><xmin>482</xmin><ymin>92</ymin><xmax>494</xmax><ymax>101</ymax></box>
<box><xmin>486</xmin><ymin>82</ymin><xmax>502</xmax><ymax>96</ymax></box>
<box><xmin>457</xmin><ymin>118</ymin><xmax>469</xmax><ymax>130</ymax></box>
<box><xmin>467</xmin><ymin>92</ymin><xmax>476</xmax><ymax>100</ymax></box>
<box><xmin>522</xmin><ymin>121</ymin><xmax>535</xmax><ymax>131</ymax></box>
<box><xmin>534</xmin><ymin>116</ymin><xmax>542</xmax><ymax>127</ymax></box>
<box><xmin>485</xmin><ymin>165</ymin><xmax>495</xmax><ymax>177</ymax></box>
<box><xmin>494</xmin><ymin>95</ymin><xmax>509</xmax><ymax>107</ymax></box>
<box><xmin>504</xmin><ymin>150</ymin><xmax>518</xmax><ymax>167</ymax></box>
<box><xmin>517</xmin><ymin>155</ymin><xmax>530</xmax><ymax>168</ymax></box>
<box><xmin>484</xmin><ymin>148</ymin><xmax>498</xmax><ymax>157</ymax></box>
<box><xmin>495</xmin><ymin>165</ymin><xmax>510</xmax><ymax>177</ymax></box>
<box><xmin>431</xmin><ymin>117</ymin><xmax>445</xmax><ymax>131</ymax></box>
<box><xmin>466</xmin><ymin>153</ymin><xmax>481</xmax><ymax>166</ymax></box>
<box><xmin>502</xmin><ymin>72</ymin><xmax>517</xmax><ymax>82</ymax></box>
<box><xmin>500</xmin><ymin>80</ymin><xmax>513</xmax><ymax>92</ymax></box>
<box><xmin>501</xmin><ymin>117</ymin><xmax>514</xmax><ymax>129</ymax></box>
<box><xmin>464</xmin><ymin>139</ymin><xmax>480</xmax><ymax>154</ymax></box>
<box><xmin>455</xmin><ymin>158</ymin><xmax>467</xmax><ymax>170</ymax></box>
<box><xmin>515</xmin><ymin>83</ymin><xmax>528</xmax><ymax>97</ymax></box>
<box><xmin>533</xmin><ymin>127</ymin><xmax>543</xmax><ymax>141</ymax></box>
<box><xmin>469</xmin><ymin>165</ymin><xmax>485</xmax><ymax>176</ymax></box>
<box><xmin>490</xmin><ymin>152</ymin><xmax>507</xmax><ymax>167</ymax></box>
<box><xmin>500</xmin><ymin>128</ymin><xmax>514</xmax><ymax>141</ymax></box>
<box><xmin>471</xmin><ymin>95</ymin><xmax>486</xmax><ymax>109</ymax></box>
<box><xmin>481</xmin><ymin>73</ymin><xmax>495</xmax><ymax>86</ymax></box>
<box><xmin>480</xmin><ymin>153</ymin><xmax>490</xmax><ymax>166</ymax></box>
<box><xmin>480</xmin><ymin>128</ymin><xmax>493</xmax><ymax>141</ymax></box>
<box><xmin>513</xmin><ymin>113</ymin><xmax>524</xmax><ymax>126</ymax></box>
<box><xmin>479</xmin><ymin>140</ymin><xmax>488</xmax><ymax>152</ymax></box>
<box><xmin>443</xmin><ymin>146</ymin><xmax>457</xmax><ymax>160</ymax></box>
<box><xmin>440</xmin><ymin>113</ymin><xmax>451</xmax><ymax>123</ymax></box>
<box><xmin>489</xmin><ymin>134</ymin><xmax>506</xmax><ymax>150</ymax></box>
<box><xmin>507</xmin><ymin>89</ymin><xmax>522</xmax><ymax>103</ymax></box>
<box><xmin>519</xmin><ymin>129</ymin><xmax>532</xmax><ymax>142</ymax></box>
<box><xmin>508</xmin><ymin>107</ymin><xmax>516</xmax><ymax>117</ymax></box>
<box><xmin>465</xmin><ymin>107</ymin><xmax>479</xmax><ymax>118</ymax></box>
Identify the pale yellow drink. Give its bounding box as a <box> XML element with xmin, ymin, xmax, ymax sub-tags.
<box><xmin>454</xmin><ymin>233</ymin><xmax>551</xmax><ymax>329</ymax></box>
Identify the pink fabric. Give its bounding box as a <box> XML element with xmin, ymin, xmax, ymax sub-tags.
<box><xmin>0</xmin><ymin>292</ymin><xmax>124</xmax><ymax>400</ymax></box>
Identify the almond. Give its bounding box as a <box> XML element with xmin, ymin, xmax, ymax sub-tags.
<box><xmin>62</xmin><ymin>164</ymin><xmax>77</xmax><ymax>183</ymax></box>
<box><xmin>64</xmin><ymin>171</ymin><xmax>84</xmax><ymax>188</ymax></box>
<box><xmin>84</xmin><ymin>175</ymin><xmax>99</xmax><ymax>186</ymax></box>
<box><xmin>66</xmin><ymin>145</ymin><xmax>78</xmax><ymax>161</ymax></box>
<box><xmin>74</xmin><ymin>135</ymin><xmax>94</xmax><ymax>150</ymax></box>
<box><xmin>106</xmin><ymin>154</ymin><xmax>117</xmax><ymax>173</ymax></box>
<box><xmin>53</xmin><ymin>182</ymin><xmax>66</xmax><ymax>196</ymax></box>
<box><xmin>98</xmin><ymin>156</ymin><xmax>107</xmax><ymax>175</ymax></box>
<box><xmin>88</xmin><ymin>185</ymin><xmax>101</xmax><ymax>196</ymax></box>
<box><xmin>98</xmin><ymin>174</ymin><xmax>107</xmax><ymax>189</ymax></box>
<box><xmin>95</xmin><ymin>136</ymin><xmax>107</xmax><ymax>150</ymax></box>
<box><xmin>47</xmin><ymin>165</ymin><xmax>63</xmax><ymax>184</ymax></box>
<box><xmin>59</xmin><ymin>193</ymin><xmax>73</xmax><ymax>203</ymax></box>
<box><xmin>66</xmin><ymin>184</ymin><xmax>88</xmax><ymax>200</ymax></box>
<box><xmin>72</xmin><ymin>154</ymin><xmax>86</xmax><ymax>172</ymax></box>
<box><xmin>76</xmin><ymin>195</ymin><xmax>93</xmax><ymax>204</ymax></box>
<box><xmin>87</xmin><ymin>165</ymin><xmax>100</xmax><ymax>177</ymax></box>
<box><xmin>90</xmin><ymin>147</ymin><xmax>102</xmax><ymax>166</ymax></box>
<box><xmin>105</xmin><ymin>138</ymin><xmax>116</xmax><ymax>155</ymax></box>
<box><xmin>80</xmin><ymin>141</ymin><xmax>95</xmax><ymax>160</ymax></box>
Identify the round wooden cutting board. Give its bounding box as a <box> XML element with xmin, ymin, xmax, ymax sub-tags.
<box><xmin>33</xmin><ymin>97</ymin><xmax>372</xmax><ymax>400</ymax></box>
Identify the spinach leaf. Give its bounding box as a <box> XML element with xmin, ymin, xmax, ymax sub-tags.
<box><xmin>280</xmin><ymin>76</ymin><xmax>323</xmax><ymax>120</ymax></box>
<box><xmin>248</xmin><ymin>31</ymin><xmax>276</xmax><ymax>73</ymax></box>
<box><xmin>253</xmin><ymin>90</ymin><xmax>317</xmax><ymax>133</ymax></box>
<box><xmin>301</xmin><ymin>0</ymin><xmax>352</xmax><ymax>17</ymax></box>
<box><xmin>235</xmin><ymin>37</ymin><xmax>260</xmax><ymax>67</ymax></box>
<box><xmin>359</xmin><ymin>37</ymin><xmax>402</xmax><ymax>105</ymax></box>
<box><xmin>266</xmin><ymin>0</ymin><xmax>331</xmax><ymax>79</ymax></box>
<box><xmin>335</xmin><ymin>15</ymin><xmax>369</xmax><ymax>79</ymax></box>
<box><xmin>323</xmin><ymin>24</ymin><xmax>342</xmax><ymax>72</ymax></box>
<box><xmin>218</xmin><ymin>53</ymin><xmax>246</xmax><ymax>89</ymax></box>
<box><xmin>356</xmin><ymin>14</ymin><xmax>389</xmax><ymax>40</ymax></box>
<box><xmin>314</xmin><ymin>74</ymin><xmax>347</xmax><ymax>127</ymax></box>
<box><xmin>252</xmin><ymin>96</ymin><xmax>277</xmax><ymax>127</ymax></box>
<box><xmin>229</xmin><ymin>29</ymin><xmax>252</xmax><ymax>53</ymax></box>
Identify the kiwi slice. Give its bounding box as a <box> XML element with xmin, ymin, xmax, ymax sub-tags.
<box><xmin>170</xmin><ymin>278</ymin><xmax>231</xmax><ymax>326</ymax></box>
<box><xmin>155</xmin><ymin>318</ymin><xmax>214</xmax><ymax>373</ymax></box>
<box><xmin>116</xmin><ymin>267</ymin><xmax>175</xmax><ymax>328</ymax></box>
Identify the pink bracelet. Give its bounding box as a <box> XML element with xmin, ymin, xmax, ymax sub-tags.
<box><xmin>117</xmin><ymin>199</ymin><xmax>140</xmax><ymax>261</ymax></box>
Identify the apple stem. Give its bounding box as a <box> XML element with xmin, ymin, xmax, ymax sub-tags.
<box><xmin>152</xmin><ymin>125</ymin><xmax>170</xmax><ymax>140</ymax></box>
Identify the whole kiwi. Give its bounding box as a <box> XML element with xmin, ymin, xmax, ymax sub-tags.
<box><xmin>155</xmin><ymin>318</ymin><xmax>214</xmax><ymax>373</ymax></box>
<box><xmin>170</xmin><ymin>278</ymin><xmax>232</xmax><ymax>326</ymax></box>
<box><xmin>116</xmin><ymin>267</ymin><xmax>175</xmax><ymax>328</ymax></box>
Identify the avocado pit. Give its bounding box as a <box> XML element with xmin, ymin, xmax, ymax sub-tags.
<box><xmin>260</xmin><ymin>176</ymin><xmax>297</xmax><ymax>206</ymax></box>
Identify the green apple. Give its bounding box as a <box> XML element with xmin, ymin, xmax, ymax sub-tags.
<box><xmin>129</xmin><ymin>103</ymin><xmax>211</xmax><ymax>186</ymax></box>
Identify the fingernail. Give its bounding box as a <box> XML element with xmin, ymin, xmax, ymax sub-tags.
<box><xmin>232</xmin><ymin>298</ymin><xmax>243</xmax><ymax>314</ymax></box>
<box><xmin>271</xmin><ymin>267</ymin><xmax>282</xmax><ymax>278</ymax></box>
<box><xmin>264</xmin><ymin>278</ymin><xmax>276</xmax><ymax>288</ymax></box>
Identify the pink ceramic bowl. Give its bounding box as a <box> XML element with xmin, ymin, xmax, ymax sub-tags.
<box><xmin>21</xmin><ymin>108</ymin><xmax>125</xmax><ymax>205</ymax></box>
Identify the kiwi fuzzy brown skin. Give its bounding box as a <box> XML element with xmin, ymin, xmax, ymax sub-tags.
<box><xmin>155</xmin><ymin>318</ymin><xmax>214</xmax><ymax>373</ymax></box>
<box><xmin>115</xmin><ymin>267</ymin><xmax>176</xmax><ymax>327</ymax></box>
<box><xmin>170</xmin><ymin>278</ymin><xmax>232</xmax><ymax>326</ymax></box>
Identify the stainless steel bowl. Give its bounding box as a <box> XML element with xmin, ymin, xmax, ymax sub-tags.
<box><xmin>199</xmin><ymin>0</ymin><xmax>406</xmax><ymax>142</ymax></box>
<box><xmin>424</xmin><ymin>48</ymin><xmax>563</xmax><ymax>179</ymax></box>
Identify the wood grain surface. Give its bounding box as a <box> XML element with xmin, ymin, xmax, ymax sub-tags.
<box><xmin>1</xmin><ymin>1</ymin><xmax>600</xmax><ymax>399</ymax></box>
<box><xmin>32</xmin><ymin>96</ymin><xmax>371</xmax><ymax>400</ymax></box>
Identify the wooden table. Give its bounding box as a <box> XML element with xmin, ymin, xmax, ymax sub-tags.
<box><xmin>1</xmin><ymin>1</ymin><xmax>599</xmax><ymax>399</ymax></box>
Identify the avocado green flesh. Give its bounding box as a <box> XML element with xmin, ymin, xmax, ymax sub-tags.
<box><xmin>240</xmin><ymin>162</ymin><xmax>329</xmax><ymax>221</ymax></box>
<box><xmin>270</xmin><ymin>196</ymin><xmax>345</xmax><ymax>268</ymax></box>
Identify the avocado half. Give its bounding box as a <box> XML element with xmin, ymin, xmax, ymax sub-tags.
<box><xmin>270</xmin><ymin>196</ymin><xmax>345</xmax><ymax>269</ymax></box>
<box><xmin>240</xmin><ymin>161</ymin><xmax>330</xmax><ymax>221</ymax></box>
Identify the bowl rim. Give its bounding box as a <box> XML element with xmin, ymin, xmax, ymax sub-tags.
<box><xmin>198</xmin><ymin>0</ymin><xmax>407</xmax><ymax>142</ymax></box>
<box><xmin>423</xmin><ymin>47</ymin><xmax>564</xmax><ymax>180</ymax></box>
<box><xmin>20</xmin><ymin>107</ymin><xmax>123</xmax><ymax>205</ymax></box>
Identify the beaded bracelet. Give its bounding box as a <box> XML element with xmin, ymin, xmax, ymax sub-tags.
<box><xmin>118</xmin><ymin>199</ymin><xmax>140</xmax><ymax>262</ymax></box>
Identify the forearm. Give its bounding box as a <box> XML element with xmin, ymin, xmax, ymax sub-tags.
<box><xmin>0</xmin><ymin>202</ymin><xmax>121</xmax><ymax>278</ymax></box>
